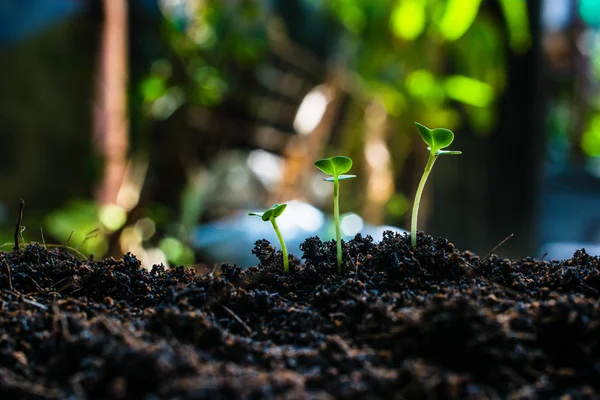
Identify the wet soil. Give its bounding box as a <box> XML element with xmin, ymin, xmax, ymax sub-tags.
<box><xmin>1</xmin><ymin>232</ymin><xmax>600</xmax><ymax>399</ymax></box>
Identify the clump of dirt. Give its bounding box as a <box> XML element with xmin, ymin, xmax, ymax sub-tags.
<box><xmin>1</xmin><ymin>232</ymin><xmax>599</xmax><ymax>399</ymax></box>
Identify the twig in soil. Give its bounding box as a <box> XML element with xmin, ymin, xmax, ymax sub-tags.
<box><xmin>48</xmin><ymin>276</ymin><xmax>72</xmax><ymax>290</ymax></box>
<box><xmin>21</xmin><ymin>297</ymin><xmax>48</xmax><ymax>311</ymax></box>
<box><xmin>66</xmin><ymin>230</ymin><xmax>75</xmax><ymax>246</ymax></box>
<box><xmin>480</xmin><ymin>233</ymin><xmax>514</xmax><ymax>264</ymax></box>
<box><xmin>499</xmin><ymin>365</ymin><xmax>530</xmax><ymax>386</ymax></box>
<box><xmin>13</xmin><ymin>199</ymin><xmax>24</xmax><ymax>251</ymax></box>
<box><xmin>20</xmin><ymin>226</ymin><xmax>26</xmax><ymax>248</ymax></box>
<box><xmin>77</xmin><ymin>228</ymin><xmax>99</xmax><ymax>250</ymax></box>
<box><xmin>52</xmin><ymin>244</ymin><xmax>88</xmax><ymax>260</ymax></box>
<box><xmin>40</xmin><ymin>227</ymin><xmax>47</xmax><ymax>249</ymax></box>
<box><xmin>0</xmin><ymin>366</ymin><xmax>62</xmax><ymax>399</ymax></box>
<box><xmin>578</xmin><ymin>282</ymin><xmax>598</xmax><ymax>293</ymax></box>
<box><xmin>4</xmin><ymin>260</ymin><xmax>13</xmax><ymax>290</ymax></box>
<box><xmin>540</xmin><ymin>252</ymin><xmax>548</xmax><ymax>262</ymax></box>
<box><xmin>349</xmin><ymin>256</ymin><xmax>359</xmax><ymax>280</ymax></box>
<box><xmin>28</xmin><ymin>276</ymin><xmax>44</xmax><ymax>293</ymax></box>
<box><xmin>69</xmin><ymin>373</ymin><xmax>87</xmax><ymax>400</ymax></box>
<box><xmin>52</xmin><ymin>304</ymin><xmax>72</xmax><ymax>341</ymax></box>
<box><xmin>219</xmin><ymin>303</ymin><xmax>252</xmax><ymax>334</ymax></box>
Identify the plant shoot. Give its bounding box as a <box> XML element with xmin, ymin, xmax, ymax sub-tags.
<box><xmin>411</xmin><ymin>122</ymin><xmax>461</xmax><ymax>248</ymax></box>
<box><xmin>314</xmin><ymin>156</ymin><xmax>356</xmax><ymax>273</ymax></box>
<box><xmin>249</xmin><ymin>203</ymin><xmax>290</xmax><ymax>272</ymax></box>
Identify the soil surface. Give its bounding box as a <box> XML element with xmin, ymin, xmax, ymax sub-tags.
<box><xmin>1</xmin><ymin>232</ymin><xmax>600</xmax><ymax>399</ymax></box>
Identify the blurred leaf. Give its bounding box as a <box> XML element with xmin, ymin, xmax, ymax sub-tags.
<box><xmin>405</xmin><ymin>69</ymin><xmax>435</xmax><ymax>97</ymax></box>
<box><xmin>499</xmin><ymin>0</ymin><xmax>531</xmax><ymax>53</ymax></box>
<box><xmin>159</xmin><ymin>236</ymin><xmax>194</xmax><ymax>265</ymax></box>
<box><xmin>98</xmin><ymin>204</ymin><xmax>127</xmax><ymax>232</ymax></box>
<box><xmin>582</xmin><ymin>115</ymin><xmax>600</xmax><ymax>157</ymax></box>
<box><xmin>444</xmin><ymin>75</ymin><xmax>494</xmax><ymax>107</ymax></box>
<box><xmin>140</xmin><ymin>77</ymin><xmax>166</xmax><ymax>103</ymax></box>
<box><xmin>386</xmin><ymin>193</ymin><xmax>409</xmax><ymax>217</ymax></box>
<box><xmin>390</xmin><ymin>0</ymin><xmax>426</xmax><ymax>41</ymax></box>
<box><xmin>439</xmin><ymin>0</ymin><xmax>482</xmax><ymax>41</ymax></box>
<box><xmin>336</xmin><ymin>0</ymin><xmax>366</xmax><ymax>34</ymax></box>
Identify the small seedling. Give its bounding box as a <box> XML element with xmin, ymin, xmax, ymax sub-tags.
<box><xmin>249</xmin><ymin>203</ymin><xmax>289</xmax><ymax>273</ymax></box>
<box><xmin>411</xmin><ymin>122</ymin><xmax>461</xmax><ymax>248</ymax></box>
<box><xmin>314</xmin><ymin>156</ymin><xmax>356</xmax><ymax>273</ymax></box>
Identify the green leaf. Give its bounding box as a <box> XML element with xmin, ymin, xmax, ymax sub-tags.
<box><xmin>415</xmin><ymin>122</ymin><xmax>433</xmax><ymax>148</ymax></box>
<box><xmin>414</xmin><ymin>122</ymin><xmax>456</xmax><ymax>153</ymax></box>
<box><xmin>436</xmin><ymin>150</ymin><xmax>462</xmax><ymax>155</ymax></box>
<box><xmin>271</xmin><ymin>203</ymin><xmax>287</xmax><ymax>218</ymax></box>
<box><xmin>324</xmin><ymin>174</ymin><xmax>356</xmax><ymax>182</ymax></box>
<box><xmin>249</xmin><ymin>203</ymin><xmax>287</xmax><ymax>222</ymax></box>
<box><xmin>431</xmin><ymin>128</ymin><xmax>455</xmax><ymax>149</ymax></box>
<box><xmin>315</xmin><ymin>156</ymin><xmax>354</xmax><ymax>177</ymax></box>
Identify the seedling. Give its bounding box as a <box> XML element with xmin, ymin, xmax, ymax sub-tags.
<box><xmin>249</xmin><ymin>203</ymin><xmax>290</xmax><ymax>273</ymax></box>
<box><xmin>314</xmin><ymin>156</ymin><xmax>356</xmax><ymax>273</ymax></box>
<box><xmin>411</xmin><ymin>122</ymin><xmax>461</xmax><ymax>248</ymax></box>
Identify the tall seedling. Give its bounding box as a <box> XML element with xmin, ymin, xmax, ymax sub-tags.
<box><xmin>314</xmin><ymin>156</ymin><xmax>356</xmax><ymax>273</ymax></box>
<box><xmin>411</xmin><ymin>122</ymin><xmax>461</xmax><ymax>248</ymax></box>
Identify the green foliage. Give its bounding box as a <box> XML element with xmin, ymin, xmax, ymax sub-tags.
<box><xmin>249</xmin><ymin>203</ymin><xmax>289</xmax><ymax>273</ymax></box>
<box><xmin>414</xmin><ymin>122</ymin><xmax>461</xmax><ymax>155</ymax></box>
<box><xmin>315</xmin><ymin>156</ymin><xmax>356</xmax><ymax>181</ymax></box>
<box><xmin>315</xmin><ymin>156</ymin><xmax>356</xmax><ymax>273</ymax></box>
<box><xmin>249</xmin><ymin>203</ymin><xmax>287</xmax><ymax>222</ymax></box>
<box><xmin>411</xmin><ymin>123</ymin><xmax>461</xmax><ymax>248</ymax></box>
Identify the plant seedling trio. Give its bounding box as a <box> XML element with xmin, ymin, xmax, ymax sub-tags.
<box><xmin>249</xmin><ymin>122</ymin><xmax>461</xmax><ymax>272</ymax></box>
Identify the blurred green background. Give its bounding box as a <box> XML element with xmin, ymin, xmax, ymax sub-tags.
<box><xmin>0</xmin><ymin>0</ymin><xmax>599</xmax><ymax>266</ymax></box>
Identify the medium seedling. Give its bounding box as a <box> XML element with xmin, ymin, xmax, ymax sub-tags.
<box><xmin>249</xmin><ymin>203</ymin><xmax>290</xmax><ymax>273</ymax></box>
<box><xmin>411</xmin><ymin>122</ymin><xmax>461</xmax><ymax>248</ymax></box>
<box><xmin>314</xmin><ymin>156</ymin><xmax>356</xmax><ymax>273</ymax></box>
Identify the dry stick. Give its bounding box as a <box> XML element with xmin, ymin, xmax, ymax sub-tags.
<box><xmin>13</xmin><ymin>199</ymin><xmax>24</xmax><ymax>251</ymax></box>
<box><xmin>77</xmin><ymin>228</ymin><xmax>99</xmax><ymax>250</ymax></box>
<box><xmin>480</xmin><ymin>233</ymin><xmax>514</xmax><ymax>265</ymax></box>
<box><xmin>40</xmin><ymin>227</ymin><xmax>47</xmax><ymax>250</ymax></box>
<box><xmin>219</xmin><ymin>303</ymin><xmax>252</xmax><ymax>334</ymax></box>
<box><xmin>66</xmin><ymin>230</ymin><xmax>75</xmax><ymax>246</ymax></box>
<box><xmin>19</xmin><ymin>226</ymin><xmax>26</xmax><ymax>248</ymax></box>
<box><xmin>21</xmin><ymin>297</ymin><xmax>48</xmax><ymax>311</ymax></box>
<box><xmin>28</xmin><ymin>276</ymin><xmax>44</xmax><ymax>293</ymax></box>
<box><xmin>464</xmin><ymin>232</ymin><xmax>523</xmax><ymax>299</ymax></box>
<box><xmin>45</xmin><ymin>244</ymin><xmax>88</xmax><ymax>260</ymax></box>
<box><xmin>4</xmin><ymin>260</ymin><xmax>13</xmax><ymax>291</ymax></box>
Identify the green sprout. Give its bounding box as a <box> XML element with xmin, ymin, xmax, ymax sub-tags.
<box><xmin>411</xmin><ymin>122</ymin><xmax>461</xmax><ymax>248</ymax></box>
<box><xmin>249</xmin><ymin>203</ymin><xmax>290</xmax><ymax>272</ymax></box>
<box><xmin>314</xmin><ymin>156</ymin><xmax>356</xmax><ymax>273</ymax></box>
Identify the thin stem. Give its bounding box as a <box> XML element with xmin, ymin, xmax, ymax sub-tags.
<box><xmin>411</xmin><ymin>153</ymin><xmax>437</xmax><ymax>248</ymax></box>
<box><xmin>334</xmin><ymin>177</ymin><xmax>342</xmax><ymax>273</ymax></box>
<box><xmin>271</xmin><ymin>218</ymin><xmax>289</xmax><ymax>273</ymax></box>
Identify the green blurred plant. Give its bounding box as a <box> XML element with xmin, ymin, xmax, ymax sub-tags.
<box><xmin>249</xmin><ymin>203</ymin><xmax>289</xmax><ymax>273</ymax></box>
<box><xmin>314</xmin><ymin>156</ymin><xmax>356</xmax><ymax>272</ymax></box>
<box><xmin>411</xmin><ymin>122</ymin><xmax>461</xmax><ymax>248</ymax></box>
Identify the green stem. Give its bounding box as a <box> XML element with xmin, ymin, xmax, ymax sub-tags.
<box><xmin>411</xmin><ymin>153</ymin><xmax>437</xmax><ymax>248</ymax></box>
<box><xmin>271</xmin><ymin>217</ymin><xmax>289</xmax><ymax>272</ymax></box>
<box><xmin>334</xmin><ymin>177</ymin><xmax>342</xmax><ymax>273</ymax></box>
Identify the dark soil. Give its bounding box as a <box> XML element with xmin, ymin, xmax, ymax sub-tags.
<box><xmin>1</xmin><ymin>232</ymin><xmax>600</xmax><ymax>399</ymax></box>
